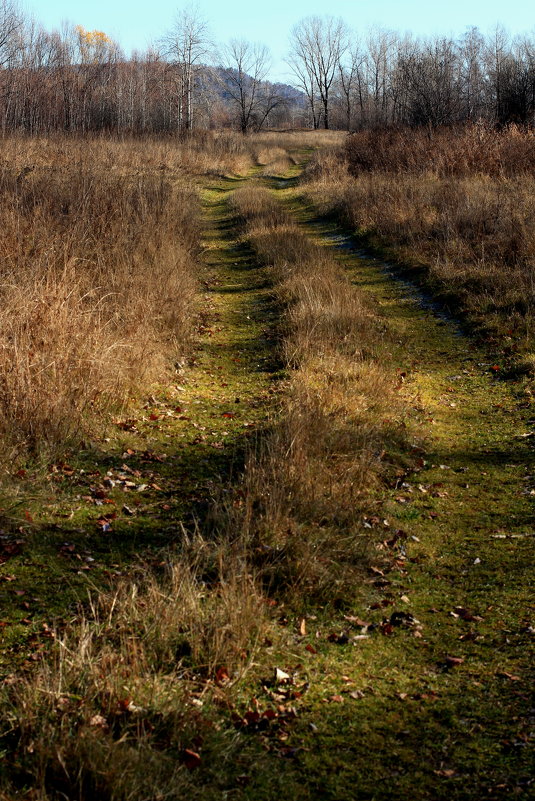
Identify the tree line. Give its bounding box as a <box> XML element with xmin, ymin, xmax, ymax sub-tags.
<box><xmin>1</xmin><ymin>0</ymin><xmax>534</xmax><ymax>134</ymax></box>
<box><xmin>292</xmin><ymin>18</ymin><xmax>535</xmax><ymax>130</ymax></box>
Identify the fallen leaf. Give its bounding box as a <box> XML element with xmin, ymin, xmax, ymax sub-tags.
<box><xmin>183</xmin><ymin>749</ymin><xmax>201</xmax><ymax>770</ymax></box>
<box><xmin>379</xmin><ymin>622</ymin><xmax>394</xmax><ymax>636</ymax></box>
<box><xmin>88</xmin><ymin>714</ymin><xmax>108</xmax><ymax>729</ymax></box>
<box><xmin>275</xmin><ymin>668</ymin><xmax>291</xmax><ymax>684</ymax></box>
<box><xmin>215</xmin><ymin>666</ymin><xmax>230</xmax><ymax>685</ymax></box>
<box><xmin>497</xmin><ymin>671</ymin><xmax>521</xmax><ymax>681</ymax></box>
<box><xmin>369</xmin><ymin>566</ymin><xmax>385</xmax><ymax>576</ymax></box>
<box><xmin>327</xmin><ymin>631</ymin><xmax>349</xmax><ymax>645</ymax></box>
<box><xmin>343</xmin><ymin>616</ymin><xmax>370</xmax><ymax>628</ymax></box>
<box><xmin>452</xmin><ymin>607</ymin><xmax>483</xmax><ymax>622</ymax></box>
<box><xmin>390</xmin><ymin>611</ymin><xmax>420</xmax><ymax>628</ymax></box>
<box><xmin>444</xmin><ymin>656</ymin><xmax>465</xmax><ymax>669</ymax></box>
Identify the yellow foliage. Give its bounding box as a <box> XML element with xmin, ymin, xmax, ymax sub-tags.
<box><xmin>75</xmin><ymin>25</ymin><xmax>117</xmax><ymax>63</ymax></box>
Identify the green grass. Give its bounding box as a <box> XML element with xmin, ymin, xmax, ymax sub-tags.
<box><xmin>183</xmin><ymin>170</ymin><xmax>534</xmax><ymax>801</ymax></box>
<box><xmin>0</xmin><ymin>171</ymin><xmax>281</xmax><ymax>678</ymax></box>
<box><xmin>0</xmin><ymin>158</ymin><xmax>533</xmax><ymax>800</ymax></box>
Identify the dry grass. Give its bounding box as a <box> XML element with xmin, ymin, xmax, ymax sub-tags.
<box><xmin>0</xmin><ymin>549</ymin><xmax>266</xmax><ymax>800</ymax></box>
<box><xmin>0</xmin><ymin>131</ymin><xmax>308</xmax><ymax>458</ymax></box>
<box><xmin>0</xmin><ymin>142</ymin><xmax>199</xmax><ymax>456</ymax></box>
<box><xmin>0</xmin><ymin>143</ymin><xmax>412</xmax><ymax>800</ymax></box>
<box><xmin>228</xmin><ymin>185</ymin><xmax>411</xmax><ymax>602</ymax></box>
<box><xmin>303</xmin><ymin>125</ymin><xmax>535</xmax><ymax>362</ymax></box>
<box><xmin>344</xmin><ymin>124</ymin><xmax>535</xmax><ymax>177</ymax></box>
<box><xmin>2</xmin><ymin>131</ymin><xmax>257</xmax><ymax>179</ymax></box>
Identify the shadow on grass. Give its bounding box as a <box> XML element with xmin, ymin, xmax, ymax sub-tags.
<box><xmin>0</xmin><ymin>181</ymin><xmax>283</xmax><ymax>662</ymax></box>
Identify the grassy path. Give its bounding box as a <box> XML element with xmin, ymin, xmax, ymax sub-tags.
<box><xmin>219</xmin><ymin>171</ymin><xmax>534</xmax><ymax>800</ymax></box>
<box><xmin>0</xmin><ymin>174</ymin><xmax>279</xmax><ymax>673</ymax></box>
<box><xmin>0</xmin><ymin>161</ymin><xmax>533</xmax><ymax>800</ymax></box>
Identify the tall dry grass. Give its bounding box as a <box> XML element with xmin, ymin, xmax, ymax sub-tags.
<box><xmin>228</xmin><ymin>184</ymin><xmax>411</xmax><ymax>602</ymax></box>
<box><xmin>2</xmin><ymin>131</ymin><xmax>255</xmax><ymax>179</ymax></box>
<box><xmin>0</xmin><ymin>551</ymin><xmax>266</xmax><ymax>800</ymax></box>
<box><xmin>0</xmin><ymin>144</ymin><xmax>199</xmax><ymax>455</ymax></box>
<box><xmin>304</xmin><ymin>124</ymin><xmax>535</xmax><ymax>361</ymax></box>
<box><xmin>0</xmin><ymin>131</ymin><xmax>327</xmax><ymax>457</ymax></box>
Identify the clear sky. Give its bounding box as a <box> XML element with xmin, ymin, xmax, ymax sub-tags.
<box><xmin>28</xmin><ymin>1</ymin><xmax>535</xmax><ymax>83</ymax></box>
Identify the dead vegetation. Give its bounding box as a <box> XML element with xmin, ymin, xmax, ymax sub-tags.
<box><xmin>303</xmin><ymin>124</ymin><xmax>535</xmax><ymax>367</ymax></box>
<box><xmin>1</xmin><ymin>554</ymin><xmax>265</xmax><ymax>800</ymax></box>
<box><xmin>0</xmin><ymin>130</ymin><xmax>331</xmax><ymax>459</ymax></box>
<box><xmin>227</xmin><ymin>184</ymin><xmax>412</xmax><ymax>603</ymax></box>
<box><xmin>0</xmin><ymin>137</ymin><xmax>201</xmax><ymax>457</ymax></box>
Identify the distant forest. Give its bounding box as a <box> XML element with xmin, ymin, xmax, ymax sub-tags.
<box><xmin>0</xmin><ymin>0</ymin><xmax>534</xmax><ymax>133</ymax></box>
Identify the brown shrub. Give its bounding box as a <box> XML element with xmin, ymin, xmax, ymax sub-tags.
<box><xmin>344</xmin><ymin>123</ymin><xmax>535</xmax><ymax>178</ymax></box>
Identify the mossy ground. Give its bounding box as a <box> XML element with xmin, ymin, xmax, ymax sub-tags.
<box><xmin>218</xmin><ymin>173</ymin><xmax>534</xmax><ymax>801</ymax></box>
<box><xmin>0</xmin><ymin>171</ymin><xmax>280</xmax><ymax>675</ymax></box>
<box><xmin>0</xmin><ymin>159</ymin><xmax>533</xmax><ymax>800</ymax></box>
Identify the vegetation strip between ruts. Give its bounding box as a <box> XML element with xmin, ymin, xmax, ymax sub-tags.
<box><xmin>0</xmin><ymin>150</ymin><xmax>533</xmax><ymax>800</ymax></box>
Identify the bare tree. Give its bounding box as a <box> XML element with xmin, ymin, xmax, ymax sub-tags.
<box><xmin>160</xmin><ymin>3</ymin><xmax>212</xmax><ymax>132</ymax></box>
<box><xmin>394</xmin><ymin>36</ymin><xmax>460</xmax><ymax>127</ymax></box>
<box><xmin>0</xmin><ymin>0</ymin><xmax>22</xmax><ymax>67</ymax></box>
<box><xmin>289</xmin><ymin>16</ymin><xmax>349</xmax><ymax>129</ymax></box>
<box><xmin>459</xmin><ymin>27</ymin><xmax>486</xmax><ymax>121</ymax></box>
<box><xmin>337</xmin><ymin>42</ymin><xmax>364</xmax><ymax>130</ymax></box>
<box><xmin>220</xmin><ymin>39</ymin><xmax>270</xmax><ymax>133</ymax></box>
<box><xmin>365</xmin><ymin>27</ymin><xmax>397</xmax><ymax>126</ymax></box>
<box><xmin>287</xmin><ymin>45</ymin><xmax>321</xmax><ymax>128</ymax></box>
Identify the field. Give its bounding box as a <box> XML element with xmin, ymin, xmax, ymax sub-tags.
<box><xmin>304</xmin><ymin>125</ymin><xmax>535</xmax><ymax>371</ymax></box>
<box><xmin>0</xmin><ymin>128</ymin><xmax>533</xmax><ymax>800</ymax></box>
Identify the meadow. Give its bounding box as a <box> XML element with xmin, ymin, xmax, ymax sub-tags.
<box><xmin>0</xmin><ymin>128</ymin><xmax>532</xmax><ymax>800</ymax></box>
<box><xmin>303</xmin><ymin>124</ymin><xmax>535</xmax><ymax>372</ymax></box>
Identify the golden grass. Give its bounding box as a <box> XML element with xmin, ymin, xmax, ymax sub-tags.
<box><xmin>0</xmin><ymin>145</ymin><xmax>198</xmax><ymax>455</ymax></box>
<box><xmin>303</xmin><ymin>125</ymin><xmax>535</xmax><ymax>359</ymax></box>
<box><xmin>0</xmin><ymin>551</ymin><xmax>266</xmax><ymax>800</ymax></box>
<box><xmin>0</xmin><ymin>131</ymin><xmax>306</xmax><ymax>457</ymax></box>
<box><xmin>229</xmin><ymin>184</ymin><xmax>410</xmax><ymax>601</ymax></box>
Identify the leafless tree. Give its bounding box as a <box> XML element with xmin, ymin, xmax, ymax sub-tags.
<box><xmin>337</xmin><ymin>42</ymin><xmax>364</xmax><ymax>130</ymax></box>
<box><xmin>364</xmin><ymin>27</ymin><xmax>397</xmax><ymax>126</ymax></box>
<box><xmin>287</xmin><ymin>17</ymin><xmax>344</xmax><ymax>129</ymax></box>
<box><xmin>287</xmin><ymin>45</ymin><xmax>321</xmax><ymax>128</ymax></box>
<box><xmin>459</xmin><ymin>27</ymin><xmax>486</xmax><ymax>121</ymax></box>
<box><xmin>289</xmin><ymin>16</ymin><xmax>349</xmax><ymax>130</ymax></box>
<box><xmin>0</xmin><ymin>0</ymin><xmax>23</xmax><ymax>67</ymax></box>
<box><xmin>394</xmin><ymin>36</ymin><xmax>461</xmax><ymax>127</ymax></box>
<box><xmin>160</xmin><ymin>3</ymin><xmax>212</xmax><ymax>131</ymax></box>
<box><xmin>485</xmin><ymin>25</ymin><xmax>510</xmax><ymax>125</ymax></box>
<box><xmin>220</xmin><ymin>39</ymin><xmax>270</xmax><ymax>133</ymax></box>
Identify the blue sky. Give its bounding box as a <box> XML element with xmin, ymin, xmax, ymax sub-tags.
<box><xmin>29</xmin><ymin>1</ymin><xmax>535</xmax><ymax>82</ymax></box>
